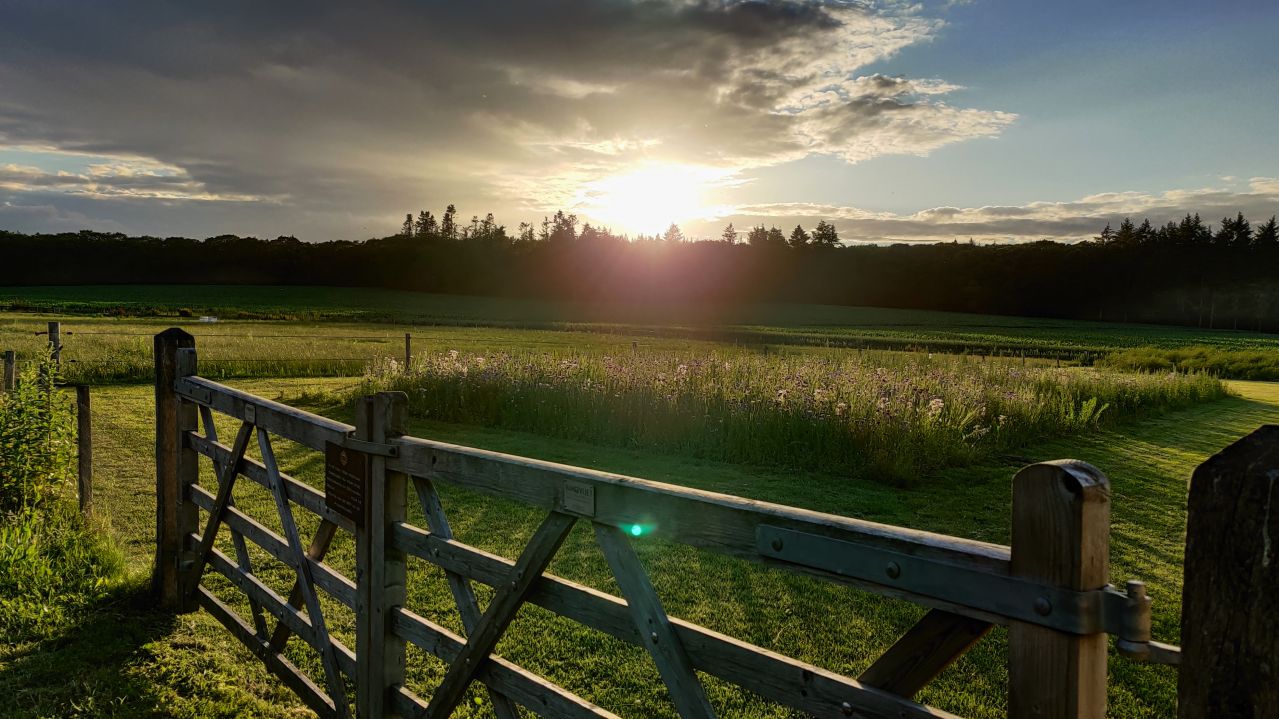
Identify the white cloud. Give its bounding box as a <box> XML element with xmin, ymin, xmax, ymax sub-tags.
<box><xmin>703</xmin><ymin>179</ymin><xmax>1279</xmax><ymax>243</ymax></box>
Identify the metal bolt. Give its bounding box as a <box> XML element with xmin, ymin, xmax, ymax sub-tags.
<box><xmin>431</xmin><ymin>547</ymin><xmax>440</xmax><ymax>557</ymax></box>
<box><xmin>1034</xmin><ymin>597</ymin><xmax>1053</xmax><ymax>616</ymax></box>
<box><xmin>510</xmin><ymin>580</ymin><xmax>518</xmax><ymax>589</ymax></box>
<box><xmin>884</xmin><ymin>562</ymin><xmax>901</xmax><ymax>580</ymax></box>
<box><xmin>840</xmin><ymin>701</ymin><xmax>853</xmax><ymax>716</ymax></box>
<box><xmin>650</xmin><ymin>631</ymin><xmax>659</xmax><ymax>643</ymax></box>
<box><xmin>770</xmin><ymin>537</ymin><xmax>784</xmax><ymax>552</ymax></box>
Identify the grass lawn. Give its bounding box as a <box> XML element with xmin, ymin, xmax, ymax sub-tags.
<box><xmin>4</xmin><ymin>376</ymin><xmax>1276</xmax><ymax>717</ymax></box>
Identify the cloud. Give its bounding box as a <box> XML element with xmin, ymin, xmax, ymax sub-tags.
<box><xmin>0</xmin><ymin>0</ymin><xmax>1014</xmax><ymax>238</ymax></box>
<box><xmin>705</xmin><ymin>179</ymin><xmax>1279</xmax><ymax>243</ymax></box>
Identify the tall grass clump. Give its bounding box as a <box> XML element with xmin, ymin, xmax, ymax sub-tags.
<box><xmin>0</xmin><ymin>355</ymin><xmax>123</xmax><ymax>641</ymax></box>
<box><xmin>362</xmin><ymin>348</ymin><xmax>1226</xmax><ymax>484</ymax></box>
<box><xmin>1100</xmin><ymin>345</ymin><xmax>1279</xmax><ymax>381</ymax></box>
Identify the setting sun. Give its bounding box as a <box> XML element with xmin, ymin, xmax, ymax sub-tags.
<box><xmin>577</xmin><ymin>164</ymin><xmax>731</xmax><ymax>236</ymax></box>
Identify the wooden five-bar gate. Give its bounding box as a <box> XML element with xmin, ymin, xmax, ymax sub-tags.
<box><xmin>152</xmin><ymin>329</ymin><xmax>1277</xmax><ymax>718</ymax></box>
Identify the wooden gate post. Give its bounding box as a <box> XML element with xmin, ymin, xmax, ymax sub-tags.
<box><xmin>76</xmin><ymin>384</ymin><xmax>92</xmax><ymax>517</ymax></box>
<box><xmin>1008</xmin><ymin>460</ymin><xmax>1110</xmax><ymax>718</ymax></box>
<box><xmin>1179</xmin><ymin>425</ymin><xmax>1279</xmax><ymax>717</ymax></box>
<box><xmin>48</xmin><ymin>321</ymin><xmax>61</xmax><ymax>368</ymax></box>
<box><xmin>154</xmin><ymin>328</ymin><xmax>199</xmax><ymax>609</ymax></box>
<box><xmin>355</xmin><ymin>392</ymin><xmax>409</xmax><ymax>718</ymax></box>
<box><xmin>3</xmin><ymin>350</ymin><xmax>14</xmax><ymax>391</ymax></box>
<box><xmin>404</xmin><ymin>332</ymin><xmax>412</xmax><ymax>372</ymax></box>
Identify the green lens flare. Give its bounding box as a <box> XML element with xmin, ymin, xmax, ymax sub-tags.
<box><xmin>629</xmin><ymin>524</ymin><xmax>643</xmax><ymax>537</ymax></box>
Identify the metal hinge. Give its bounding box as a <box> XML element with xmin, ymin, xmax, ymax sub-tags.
<box><xmin>341</xmin><ymin>437</ymin><xmax>399</xmax><ymax>457</ymax></box>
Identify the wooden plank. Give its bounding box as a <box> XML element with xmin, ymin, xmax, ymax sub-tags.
<box><xmin>411</xmin><ymin>475</ymin><xmax>521</xmax><ymax>719</ymax></box>
<box><xmin>390</xmin><ymin>607</ymin><xmax>620</xmax><ymax>719</ymax></box>
<box><xmin>388</xmin><ymin>437</ymin><xmax>1012</xmax><ymax>621</ymax></box>
<box><xmin>424</xmin><ymin>511</ymin><xmax>577</xmax><ymax>719</ymax></box>
<box><xmin>188</xmin><ymin>432</ymin><xmax>354</xmax><ymax>533</ymax></box>
<box><xmin>269</xmin><ymin>520</ymin><xmax>339</xmax><ymax>652</ymax></box>
<box><xmin>76</xmin><ymin>384</ymin><xmax>92</xmax><ymax>517</ymax></box>
<box><xmin>153</xmin><ymin>328</ymin><xmax>198</xmax><ymax>609</ymax></box>
<box><xmin>199</xmin><ymin>405</ymin><xmax>269</xmax><ymax>638</ymax></box>
<box><xmin>176</xmin><ymin>375</ymin><xmax>352</xmax><ymax>451</ymax></box>
<box><xmin>183</xmin><ymin>421</ymin><xmax>253</xmax><ymax>604</ymax></box>
<box><xmin>2</xmin><ymin>349</ymin><xmax>14</xmax><ymax>391</ymax></box>
<box><xmin>197</xmin><ymin>541</ymin><xmax>359</xmax><ymax>681</ymax></box>
<box><xmin>1179</xmin><ymin>426</ymin><xmax>1279</xmax><ymax>717</ymax></box>
<box><xmin>392</xmin><ymin>523</ymin><xmax>957</xmax><ymax>719</ymax></box>
<box><xmin>1008</xmin><ymin>461</ymin><xmax>1109</xmax><ymax>719</ymax></box>
<box><xmin>258</xmin><ymin>429</ymin><xmax>350</xmax><ymax>717</ymax></box>
<box><xmin>355</xmin><ymin>393</ymin><xmax>408</xmax><ymax>719</ymax></box>
<box><xmin>201</xmin><ymin>542</ymin><xmax>319</xmax><ymax>648</ymax></box>
<box><xmin>190</xmin><ymin>485</ymin><xmax>355</xmax><ymax>607</ymax></box>
<box><xmin>196</xmin><ymin>586</ymin><xmax>339</xmax><ymax>719</ymax></box>
<box><xmin>594</xmin><ymin>523</ymin><xmax>715</xmax><ymax>718</ymax></box>
<box><xmin>857</xmin><ymin>609</ymin><xmax>991</xmax><ymax>698</ymax></box>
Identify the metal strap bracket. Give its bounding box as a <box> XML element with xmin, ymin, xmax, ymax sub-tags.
<box><xmin>342</xmin><ymin>437</ymin><xmax>399</xmax><ymax>457</ymax></box>
<box><xmin>756</xmin><ymin>525</ymin><xmax>1167</xmax><ymax>644</ymax></box>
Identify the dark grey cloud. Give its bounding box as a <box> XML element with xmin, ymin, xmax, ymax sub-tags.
<box><xmin>0</xmin><ymin>0</ymin><xmax>1012</xmax><ymax>238</ymax></box>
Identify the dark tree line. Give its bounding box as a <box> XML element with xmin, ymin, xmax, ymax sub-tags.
<box><xmin>2</xmin><ymin>208</ymin><xmax>1277</xmax><ymax>331</ymax></box>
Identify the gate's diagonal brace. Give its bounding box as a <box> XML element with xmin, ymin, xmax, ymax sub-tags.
<box><xmin>857</xmin><ymin>609</ymin><xmax>992</xmax><ymax>698</ymax></box>
<box><xmin>258</xmin><ymin>428</ymin><xmax>350</xmax><ymax>718</ymax></box>
<box><xmin>267</xmin><ymin>519</ymin><xmax>339</xmax><ymax>653</ymax></box>
<box><xmin>594</xmin><ymin>523</ymin><xmax>717</xmax><ymax>719</ymax></box>
<box><xmin>412</xmin><ymin>476</ymin><xmax>522</xmax><ymax>719</ymax></box>
<box><xmin>424</xmin><ymin>511</ymin><xmax>577</xmax><ymax>719</ymax></box>
<box><xmin>198</xmin><ymin>406</ymin><xmax>269</xmax><ymax>637</ymax></box>
<box><xmin>182</xmin><ymin>420</ymin><xmax>253</xmax><ymax>604</ymax></box>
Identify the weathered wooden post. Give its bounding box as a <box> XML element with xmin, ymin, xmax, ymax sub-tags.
<box><xmin>404</xmin><ymin>332</ymin><xmax>412</xmax><ymax>372</ymax></box>
<box><xmin>2</xmin><ymin>350</ymin><xmax>14</xmax><ymax>391</ymax></box>
<box><xmin>355</xmin><ymin>391</ymin><xmax>408</xmax><ymax>718</ymax></box>
<box><xmin>48</xmin><ymin>321</ymin><xmax>61</xmax><ymax>367</ymax></box>
<box><xmin>76</xmin><ymin>384</ymin><xmax>92</xmax><ymax>517</ymax></box>
<box><xmin>154</xmin><ymin>328</ymin><xmax>199</xmax><ymax>609</ymax></box>
<box><xmin>1008</xmin><ymin>460</ymin><xmax>1110</xmax><ymax>718</ymax></box>
<box><xmin>1179</xmin><ymin>425</ymin><xmax>1279</xmax><ymax>717</ymax></box>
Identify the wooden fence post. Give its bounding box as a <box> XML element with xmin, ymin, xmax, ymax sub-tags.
<box><xmin>76</xmin><ymin>384</ymin><xmax>92</xmax><ymax>517</ymax></box>
<box><xmin>1008</xmin><ymin>460</ymin><xmax>1110</xmax><ymax>718</ymax></box>
<box><xmin>404</xmin><ymin>333</ymin><xmax>412</xmax><ymax>372</ymax></box>
<box><xmin>356</xmin><ymin>392</ymin><xmax>409</xmax><ymax>718</ymax></box>
<box><xmin>1179</xmin><ymin>425</ymin><xmax>1279</xmax><ymax>717</ymax></box>
<box><xmin>48</xmin><ymin>321</ymin><xmax>61</xmax><ymax>367</ymax></box>
<box><xmin>154</xmin><ymin>328</ymin><xmax>199</xmax><ymax>609</ymax></box>
<box><xmin>3</xmin><ymin>350</ymin><xmax>13</xmax><ymax>391</ymax></box>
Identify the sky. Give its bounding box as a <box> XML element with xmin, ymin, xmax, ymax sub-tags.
<box><xmin>1</xmin><ymin>0</ymin><xmax>1277</xmax><ymax>243</ymax></box>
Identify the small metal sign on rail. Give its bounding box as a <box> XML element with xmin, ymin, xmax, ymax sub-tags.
<box><xmin>325</xmin><ymin>441</ymin><xmax>368</xmax><ymax>528</ymax></box>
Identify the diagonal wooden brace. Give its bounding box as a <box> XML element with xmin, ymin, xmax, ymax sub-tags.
<box><xmin>258</xmin><ymin>428</ymin><xmax>351</xmax><ymax>718</ymax></box>
<box><xmin>412</xmin><ymin>475</ymin><xmax>521</xmax><ymax>719</ymax></box>
<box><xmin>594</xmin><ymin>523</ymin><xmax>716</xmax><ymax>719</ymax></box>
<box><xmin>182</xmin><ymin>420</ymin><xmax>253</xmax><ymax>603</ymax></box>
<box><xmin>424</xmin><ymin>511</ymin><xmax>577</xmax><ymax>719</ymax></box>
<box><xmin>858</xmin><ymin>609</ymin><xmax>992</xmax><ymax>698</ymax></box>
<box><xmin>199</xmin><ymin>406</ymin><xmax>269</xmax><ymax>637</ymax></box>
<box><xmin>268</xmin><ymin>519</ymin><xmax>339</xmax><ymax>653</ymax></box>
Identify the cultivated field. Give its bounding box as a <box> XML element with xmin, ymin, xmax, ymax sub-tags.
<box><xmin>2</xmin><ymin>290</ymin><xmax>1277</xmax><ymax>718</ymax></box>
<box><xmin>5</xmin><ymin>284</ymin><xmax>1279</xmax><ymax>359</ymax></box>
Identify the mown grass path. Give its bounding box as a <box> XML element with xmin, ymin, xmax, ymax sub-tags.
<box><xmin>3</xmin><ymin>378</ymin><xmax>1275</xmax><ymax>718</ymax></box>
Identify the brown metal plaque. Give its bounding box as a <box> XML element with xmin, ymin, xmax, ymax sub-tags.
<box><xmin>325</xmin><ymin>441</ymin><xmax>368</xmax><ymax>527</ymax></box>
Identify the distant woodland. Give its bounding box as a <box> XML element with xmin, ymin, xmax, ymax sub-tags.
<box><xmin>3</xmin><ymin>209</ymin><xmax>1278</xmax><ymax>331</ymax></box>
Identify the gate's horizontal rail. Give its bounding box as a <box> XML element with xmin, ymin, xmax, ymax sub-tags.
<box><xmin>177</xmin><ymin>376</ymin><xmax>353</xmax><ymax>451</ymax></box>
<box><xmin>387</xmin><ymin>438</ymin><xmax>1040</xmax><ymax>625</ymax></box>
<box><xmin>194</xmin><ymin>537</ymin><xmax>359</xmax><ymax>681</ymax></box>
<box><xmin>389</xmin><ymin>607</ymin><xmax>621</xmax><ymax>719</ymax></box>
<box><xmin>197</xmin><ymin>586</ymin><xmax>339</xmax><ymax>719</ymax></box>
<box><xmin>190</xmin><ymin>486</ymin><xmax>356</xmax><ymax>607</ymax></box>
<box><xmin>188</xmin><ymin>432</ymin><xmax>355</xmax><ymax>533</ymax></box>
<box><xmin>391</xmin><ymin>523</ymin><xmax>958</xmax><ymax>719</ymax></box>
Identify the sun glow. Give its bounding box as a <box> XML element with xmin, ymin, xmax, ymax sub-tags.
<box><xmin>577</xmin><ymin>164</ymin><xmax>733</xmax><ymax>236</ymax></box>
